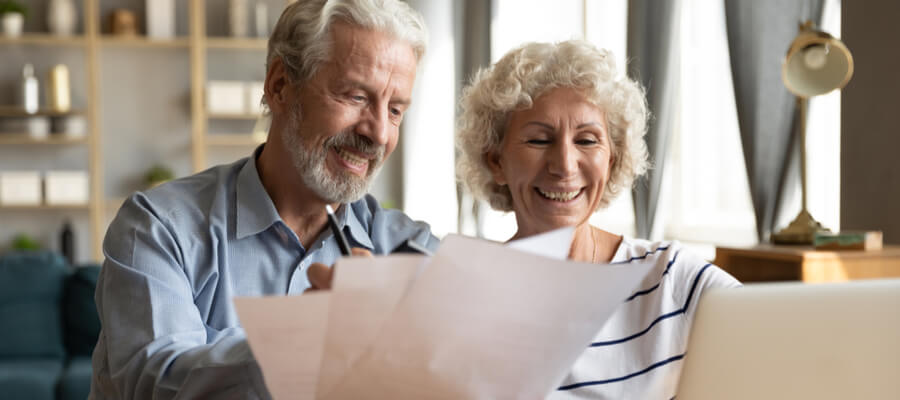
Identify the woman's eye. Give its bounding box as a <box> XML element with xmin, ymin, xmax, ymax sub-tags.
<box><xmin>526</xmin><ymin>139</ymin><xmax>551</xmax><ymax>145</ymax></box>
<box><xmin>576</xmin><ymin>139</ymin><xmax>598</xmax><ymax>145</ymax></box>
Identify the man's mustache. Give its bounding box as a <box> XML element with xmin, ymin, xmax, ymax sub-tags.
<box><xmin>326</xmin><ymin>131</ymin><xmax>385</xmax><ymax>163</ymax></box>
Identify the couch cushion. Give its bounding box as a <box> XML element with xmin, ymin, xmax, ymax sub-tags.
<box><xmin>58</xmin><ymin>356</ymin><xmax>93</xmax><ymax>400</ymax></box>
<box><xmin>64</xmin><ymin>265</ymin><xmax>102</xmax><ymax>357</ymax></box>
<box><xmin>0</xmin><ymin>251</ymin><xmax>68</xmax><ymax>359</ymax></box>
<box><xmin>0</xmin><ymin>358</ymin><xmax>64</xmax><ymax>400</ymax></box>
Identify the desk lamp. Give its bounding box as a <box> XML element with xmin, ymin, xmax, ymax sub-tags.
<box><xmin>772</xmin><ymin>20</ymin><xmax>853</xmax><ymax>244</ymax></box>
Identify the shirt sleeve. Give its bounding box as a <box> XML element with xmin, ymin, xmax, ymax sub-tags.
<box><xmin>92</xmin><ymin>195</ymin><xmax>270</xmax><ymax>400</ymax></box>
<box><xmin>668</xmin><ymin>243</ymin><xmax>742</xmax><ymax>319</ymax></box>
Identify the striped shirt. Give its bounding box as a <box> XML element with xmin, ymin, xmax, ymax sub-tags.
<box><xmin>549</xmin><ymin>237</ymin><xmax>741</xmax><ymax>399</ymax></box>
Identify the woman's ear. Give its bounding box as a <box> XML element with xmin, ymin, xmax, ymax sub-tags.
<box><xmin>485</xmin><ymin>149</ymin><xmax>507</xmax><ymax>185</ymax></box>
<box><xmin>264</xmin><ymin>57</ymin><xmax>291</xmax><ymax>115</ymax></box>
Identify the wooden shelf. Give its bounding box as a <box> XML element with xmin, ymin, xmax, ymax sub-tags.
<box><xmin>0</xmin><ymin>133</ymin><xmax>88</xmax><ymax>145</ymax></box>
<box><xmin>206</xmin><ymin>37</ymin><xmax>268</xmax><ymax>50</ymax></box>
<box><xmin>206</xmin><ymin>134</ymin><xmax>266</xmax><ymax>146</ymax></box>
<box><xmin>0</xmin><ymin>33</ymin><xmax>87</xmax><ymax>46</ymax></box>
<box><xmin>0</xmin><ymin>204</ymin><xmax>90</xmax><ymax>211</ymax></box>
<box><xmin>100</xmin><ymin>36</ymin><xmax>190</xmax><ymax>48</ymax></box>
<box><xmin>207</xmin><ymin>112</ymin><xmax>263</xmax><ymax>120</ymax></box>
<box><xmin>0</xmin><ymin>106</ymin><xmax>86</xmax><ymax>117</ymax></box>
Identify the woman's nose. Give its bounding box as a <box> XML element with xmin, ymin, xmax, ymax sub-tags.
<box><xmin>547</xmin><ymin>142</ymin><xmax>578</xmax><ymax>178</ymax></box>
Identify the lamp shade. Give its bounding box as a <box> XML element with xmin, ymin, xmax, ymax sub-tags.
<box><xmin>782</xmin><ymin>23</ymin><xmax>853</xmax><ymax>98</ymax></box>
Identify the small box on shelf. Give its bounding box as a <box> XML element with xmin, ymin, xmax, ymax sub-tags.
<box><xmin>207</xmin><ymin>80</ymin><xmax>246</xmax><ymax>115</ymax></box>
<box><xmin>246</xmin><ymin>81</ymin><xmax>264</xmax><ymax>115</ymax></box>
<box><xmin>0</xmin><ymin>171</ymin><xmax>42</xmax><ymax>206</ymax></box>
<box><xmin>44</xmin><ymin>170</ymin><xmax>89</xmax><ymax>206</ymax></box>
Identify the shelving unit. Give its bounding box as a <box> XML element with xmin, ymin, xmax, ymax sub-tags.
<box><xmin>0</xmin><ymin>134</ymin><xmax>88</xmax><ymax>145</ymax></box>
<box><xmin>1</xmin><ymin>0</ymin><xmax>288</xmax><ymax>262</ymax></box>
<box><xmin>0</xmin><ymin>33</ymin><xmax>87</xmax><ymax>46</ymax></box>
<box><xmin>99</xmin><ymin>36</ymin><xmax>191</xmax><ymax>48</ymax></box>
<box><xmin>0</xmin><ymin>204</ymin><xmax>91</xmax><ymax>211</ymax></box>
<box><xmin>206</xmin><ymin>37</ymin><xmax>267</xmax><ymax>50</ymax></box>
<box><xmin>206</xmin><ymin>134</ymin><xmax>267</xmax><ymax>147</ymax></box>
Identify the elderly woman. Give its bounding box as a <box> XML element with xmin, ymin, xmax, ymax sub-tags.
<box><xmin>456</xmin><ymin>40</ymin><xmax>740</xmax><ymax>399</ymax></box>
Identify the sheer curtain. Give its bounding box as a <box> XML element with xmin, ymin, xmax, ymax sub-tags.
<box><xmin>665</xmin><ymin>0</ymin><xmax>841</xmax><ymax>254</ymax></box>
<box><xmin>401</xmin><ymin>0</ymin><xmax>458</xmax><ymax>237</ymax></box>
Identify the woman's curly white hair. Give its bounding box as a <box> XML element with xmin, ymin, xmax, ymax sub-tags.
<box><xmin>456</xmin><ymin>40</ymin><xmax>650</xmax><ymax>212</ymax></box>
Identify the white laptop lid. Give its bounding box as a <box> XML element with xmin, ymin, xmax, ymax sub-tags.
<box><xmin>677</xmin><ymin>278</ymin><xmax>900</xmax><ymax>400</ymax></box>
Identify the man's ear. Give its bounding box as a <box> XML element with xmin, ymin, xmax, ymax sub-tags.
<box><xmin>264</xmin><ymin>57</ymin><xmax>291</xmax><ymax>115</ymax></box>
<box><xmin>485</xmin><ymin>149</ymin><xmax>507</xmax><ymax>186</ymax></box>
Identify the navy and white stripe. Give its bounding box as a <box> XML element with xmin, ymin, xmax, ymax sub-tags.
<box><xmin>548</xmin><ymin>238</ymin><xmax>740</xmax><ymax>400</ymax></box>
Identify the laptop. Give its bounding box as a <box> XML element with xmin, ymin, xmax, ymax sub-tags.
<box><xmin>676</xmin><ymin>278</ymin><xmax>900</xmax><ymax>399</ymax></box>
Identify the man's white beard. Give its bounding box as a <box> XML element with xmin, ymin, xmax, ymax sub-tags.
<box><xmin>281</xmin><ymin>105</ymin><xmax>385</xmax><ymax>204</ymax></box>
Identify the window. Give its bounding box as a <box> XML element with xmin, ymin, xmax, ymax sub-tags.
<box><xmin>476</xmin><ymin>0</ymin><xmax>841</xmax><ymax>251</ymax></box>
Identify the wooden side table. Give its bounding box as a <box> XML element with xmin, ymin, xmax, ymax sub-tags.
<box><xmin>713</xmin><ymin>244</ymin><xmax>900</xmax><ymax>283</ymax></box>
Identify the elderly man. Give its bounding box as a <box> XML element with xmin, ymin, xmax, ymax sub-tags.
<box><xmin>89</xmin><ymin>1</ymin><xmax>435</xmax><ymax>398</ymax></box>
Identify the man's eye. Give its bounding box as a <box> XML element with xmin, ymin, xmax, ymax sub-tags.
<box><xmin>350</xmin><ymin>94</ymin><xmax>366</xmax><ymax>102</ymax></box>
<box><xmin>390</xmin><ymin>107</ymin><xmax>402</xmax><ymax>117</ymax></box>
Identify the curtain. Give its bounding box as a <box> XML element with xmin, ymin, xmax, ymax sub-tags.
<box><xmin>402</xmin><ymin>0</ymin><xmax>459</xmax><ymax>236</ymax></box>
<box><xmin>627</xmin><ymin>0</ymin><xmax>682</xmax><ymax>239</ymax></box>
<box><xmin>455</xmin><ymin>0</ymin><xmax>493</xmax><ymax>238</ymax></box>
<box><xmin>724</xmin><ymin>0</ymin><xmax>823</xmax><ymax>242</ymax></box>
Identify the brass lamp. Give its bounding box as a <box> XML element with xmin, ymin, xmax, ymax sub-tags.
<box><xmin>772</xmin><ymin>20</ymin><xmax>853</xmax><ymax>244</ymax></box>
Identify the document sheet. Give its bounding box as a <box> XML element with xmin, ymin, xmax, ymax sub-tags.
<box><xmin>235</xmin><ymin>230</ymin><xmax>653</xmax><ymax>399</ymax></box>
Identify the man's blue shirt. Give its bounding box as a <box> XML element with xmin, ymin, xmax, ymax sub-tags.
<box><xmin>90</xmin><ymin>147</ymin><xmax>437</xmax><ymax>399</ymax></box>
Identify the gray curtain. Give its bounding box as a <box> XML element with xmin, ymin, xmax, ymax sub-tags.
<box><xmin>627</xmin><ymin>0</ymin><xmax>681</xmax><ymax>239</ymax></box>
<box><xmin>724</xmin><ymin>0</ymin><xmax>823</xmax><ymax>242</ymax></box>
<box><xmin>455</xmin><ymin>0</ymin><xmax>493</xmax><ymax>237</ymax></box>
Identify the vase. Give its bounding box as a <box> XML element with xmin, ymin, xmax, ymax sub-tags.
<box><xmin>254</xmin><ymin>1</ymin><xmax>268</xmax><ymax>38</ymax></box>
<box><xmin>1</xmin><ymin>13</ymin><xmax>24</xmax><ymax>37</ymax></box>
<box><xmin>47</xmin><ymin>64</ymin><xmax>71</xmax><ymax>113</ymax></box>
<box><xmin>48</xmin><ymin>0</ymin><xmax>78</xmax><ymax>36</ymax></box>
<box><xmin>146</xmin><ymin>0</ymin><xmax>175</xmax><ymax>39</ymax></box>
<box><xmin>229</xmin><ymin>0</ymin><xmax>249</xmax><ymax>37</ymax></box>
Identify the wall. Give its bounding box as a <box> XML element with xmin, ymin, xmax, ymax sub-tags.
<box><xmin>841</xmin><ymin>2</ymin><xmax>900</xmax><ymax>244</ymax></box>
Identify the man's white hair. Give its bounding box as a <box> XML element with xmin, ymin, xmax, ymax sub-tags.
<box><xmin>266</xmin><ymin>0</ymin><xmax>428</xmax><ymax>84</ymax></box>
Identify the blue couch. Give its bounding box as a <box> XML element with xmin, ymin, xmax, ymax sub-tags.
<box><xmin>0</xmin><ymin>251</ymin><xmax>101</xmax><ymax>400</ymax></box>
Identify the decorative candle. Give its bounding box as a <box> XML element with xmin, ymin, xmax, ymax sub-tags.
<box><xmin>47</xmin><ymin>64</ymin><xmax>71</xmax><ymax>113</ymax></box>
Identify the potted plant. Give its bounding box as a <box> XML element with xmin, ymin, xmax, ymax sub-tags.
<box><xmin>11</xmin><ymin>233</ymin><xmax>41</xmax><ymax>251</ymax></box>
<box><xmin>0</xmin><ymin>1</ymin><xmax>27</xmax><ymax>37</ymax></box>
<box><xmin>144</xmin><ymin>165</ymin><xmax>175</xmax><ymax>188</ymax></box>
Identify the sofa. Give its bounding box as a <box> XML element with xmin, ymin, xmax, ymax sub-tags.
<box><xmin>0</xmin><ymin>251</ymin><xmax>101</xmax><ymax>400</ymax></box>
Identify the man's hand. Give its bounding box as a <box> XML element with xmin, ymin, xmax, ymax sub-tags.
<box><xmin>307</xmin><ymin>248</ymin><xmax>372</xmax><ymax>290</ymax></box>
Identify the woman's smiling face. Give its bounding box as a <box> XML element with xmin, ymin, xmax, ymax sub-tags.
<box><xmin>488</xmin><ymin>87</ymin><xmax>614</xmax><ymax>237</ymax></box>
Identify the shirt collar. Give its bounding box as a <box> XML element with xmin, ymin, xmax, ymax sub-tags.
<box><xmin>235</xmin><ymin>145</ymin><xmax>374</xmax><ymax>252</ymax></box>
<box><xmin>335</xmin><ymin>202</ymin><xmax>375</xmax><ymax>251</ymax></box>
<box><xmin>236</xmin><ymin>145</ymin><xmax>282</xmax><ymax>239</ymax></box>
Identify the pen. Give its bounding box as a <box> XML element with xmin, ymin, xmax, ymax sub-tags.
<box><xmin>325</xmin><ymin>205</ymin><xmax>352</xmax><ymax>256</ymax></box>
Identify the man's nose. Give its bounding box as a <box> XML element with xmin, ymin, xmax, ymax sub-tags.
<box><xmin>547</xmin><ymin>142</ymin><xmax>578</xmax><ymax>178</ymax></box>
<box><xmin>355</xmin><ymin>106</ymin><xmax>390</xmax><ymax>146</ymax></box>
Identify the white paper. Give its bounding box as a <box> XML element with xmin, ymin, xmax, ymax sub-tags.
<box><xmin>506</xmin><ymin>226</ymin><xmax>575</xmax><ymax>260</ymax></box>
<box><xmin>316</xmin><ymin>255</ymin><xmax>428</xmax><ymax>396</ymax></box>
<box><xmin>235</xmin><ymin>233</ymin><xmax>653</xmax><ymax>400</ymax></box>
<box><xmin>234</xmin><ymin>293</ymin><xmax>330</xmax><ymax>400</ymax></box>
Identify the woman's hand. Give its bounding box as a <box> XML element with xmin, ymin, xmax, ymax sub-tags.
<box><xmin>307</xmin><ymin>248</ymin><xmax>373</xmax><ymax>290</ymax></box>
